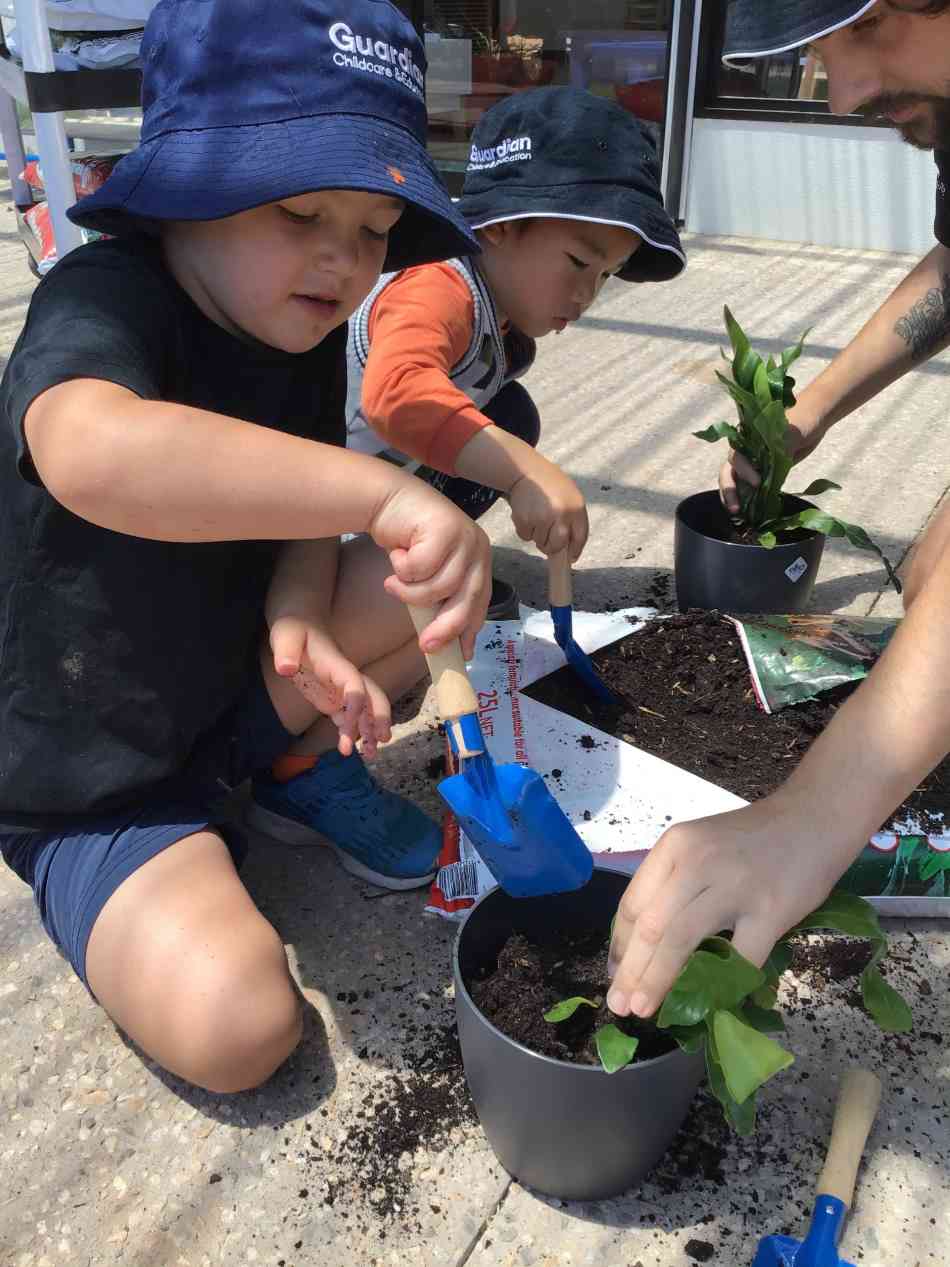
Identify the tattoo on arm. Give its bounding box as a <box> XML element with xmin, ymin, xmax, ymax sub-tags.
<box><xmin>894</xmin><ymin>271</ymin><xmax>950</xmax><ymax>362</ymax></box>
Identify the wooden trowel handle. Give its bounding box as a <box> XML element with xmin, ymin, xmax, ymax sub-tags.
<box><xmin>548</xmin><ymin>550</ymin><xmax>573</xmax><ymax>607</ymax></box>
<box><xmin>817</xmin><ymin>1069</ymin><xmax>882</xmax><ymax>1207</ymax></box>
<box><xmin>408</xmin><ymin>606</ymin><xmax>479</xmax><ymax>722</ymax></box>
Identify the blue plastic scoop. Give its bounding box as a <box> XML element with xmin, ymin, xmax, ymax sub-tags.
<box><xmin>549</xmin><ymin>551</ymin><xmax>620</xmax><ymax>706</ymax></box>
<box><xmin>410</xmin><ymin>607</ymin><xmax>592</xmax><ymax>898</ymax></box>
<box><xmin>752</xmin><ymin>1069</ymin><xmax>881</xmax><ymax>1267</ymax></box>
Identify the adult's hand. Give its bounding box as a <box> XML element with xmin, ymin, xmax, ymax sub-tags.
<box><xmin>718</xmin><ymin>404</ymin><xmax>830</xmax><ymax>516</ymax></box>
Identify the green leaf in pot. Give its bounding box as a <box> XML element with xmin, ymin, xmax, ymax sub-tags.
<box><xmin>712</xmin><ymin>1009</ymin><xmax>794</xmax><ymax>1104</ymax></box>
<box><xmin>594</xmin><ymin>1023</ymin><xmax>639</xmax><ymax>1074</ymax></box>
<box><xmin>543</xmin><ymin>996</ymin><xmax>598</xmax><ymax>1023</ymax></box>
<box><xmin>657</xmin><ymin>936</ymin><xmax>765</xmax><ymax>1028</ymax></box>
<box><xmin>696</xmin><ymin>309</ymin><xmax>899</xmax><ymax>590</ymax></box>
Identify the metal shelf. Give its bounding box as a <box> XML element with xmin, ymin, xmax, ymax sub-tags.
<box><xmin>0</xmin><ymin>0</ymin><xmax>144</xmax><ymax>259</ymax></box>
<box><xmin>26</xmin><ymin>64</ymin><xmax>141</xmax><ymax>113</ymax></box>
<box><xmin>0</xmin><ymin>47</ymin><xmax>24</xmax><ymax>102</ymax></box>
<box><xmin>0</xmin><ymin>48</ymin><xmax>141</xmax><ymax>113</ymax></box>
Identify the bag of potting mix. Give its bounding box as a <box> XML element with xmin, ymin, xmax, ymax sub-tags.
<box><xmin>426</xmin><ymin>608</ymin><xmax>950</xmax><ymax>920</ymax></box>
<box><xmin>730</xmin><ymin>613</ymin><xmax>899</xmax><ymax>713</ymax></box>
<box><xmin>18</xmin><ymin>155</ymin><xmax>117</xmax><ymax>275</ymax></box>
<box><xmin>21</xmin><ymin>154</ymin><xmax>119</xmax><ymax>203</ymax></box>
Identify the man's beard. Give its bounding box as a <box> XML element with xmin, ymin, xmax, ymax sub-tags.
<box><xmin>860</xmin><ymin>92</ymin><xmax>950</xmax><ymax>151</ymax></box>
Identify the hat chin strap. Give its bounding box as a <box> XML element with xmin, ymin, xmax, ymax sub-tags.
<box><xmin>722</xmin><ymin>0</ymin><xmax>878</xmax><ymax>66</ymax></box>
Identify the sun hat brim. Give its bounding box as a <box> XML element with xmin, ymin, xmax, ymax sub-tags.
<box><xmin>722</xmin><ymin>0</ymin><xmax>877</xmax><ymax>65</ymax></box>
<box><xmin>68</xmin><ymin>112</ymin><xmax>478</xmax><ymax>270</ymax></box>
<box><xmin>458</xmin><ymin>184</ymin><xmax>685</xmax><ymax>282</ymax></box>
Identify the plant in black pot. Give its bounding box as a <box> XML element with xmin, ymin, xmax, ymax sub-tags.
<box><xmin>453</xmin><ymin>866</ymin><xmax>910</xmax><ymax>1200</ymax></box>
<box><xmin>675</xmin><ymin>307</ymin><xmax>900</xmax><ymax>614</ymax></box>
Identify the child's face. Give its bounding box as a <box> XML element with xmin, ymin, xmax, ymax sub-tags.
<box><xmin>163</xmin><ymin>190</ymin><xmax>405</xmax><ymax>353</ymax></box>
<box><xmin>479</xmin><ymin>218</ymin><xmax>641</xmax><ymax>338</ymax></box>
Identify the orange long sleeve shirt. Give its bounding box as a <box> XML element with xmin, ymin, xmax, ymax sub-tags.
<box><xmin>361</xmin><ymin>262</ymin><xmax>499</xmax><ymax>475</ymax></box>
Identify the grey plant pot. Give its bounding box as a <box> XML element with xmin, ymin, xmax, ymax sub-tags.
<box><xmin>453</xmin><ymin>867</ymin><xmax>704</xmax><ymax>1200</ymax></box>
<box><xmin>674</xmin><ymin>490</ymin><xmax>824</xmax><ymax>614</ymax></box>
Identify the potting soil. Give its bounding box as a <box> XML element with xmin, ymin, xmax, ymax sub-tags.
<box><xmin>469</xmin><ymin>930</ymin><xmax>676</xmax><ymax>1066</ymax></box>
<box><xmin>523</xmin><ymin>610</ymin><xmax>950</xmax><ymax>833</ymax></box>
<box><xmin>289</xmin><ymin>1019</ymin><xmax>477</xmax><ymax>1229</ymax></box>
<box><xmin>425</xmin><ymin>605</ymin><xmax>950</xmax><ymax>920</ymax></box>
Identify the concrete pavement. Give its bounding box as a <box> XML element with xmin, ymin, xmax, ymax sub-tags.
<box><xmin>1</xmin><ymin>175</ymin><xmax>947</xmax><ymax>1267</ymax></box>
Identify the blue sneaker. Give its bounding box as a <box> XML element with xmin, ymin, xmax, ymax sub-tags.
<box><xmin>246</xmin><ymin>750</ymin><xmax>441</xmax><ymax>890</ymax></box>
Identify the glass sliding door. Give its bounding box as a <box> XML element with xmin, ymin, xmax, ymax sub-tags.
<box><xmin>415</xmin><ymin>2</ymin><xmax>677</xmax><ymax>193</ymax></box>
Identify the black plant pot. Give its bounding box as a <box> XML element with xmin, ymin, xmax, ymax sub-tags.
<box><xmin>674</xmin><ymin>490</ymin><xmax>825</xmax><ymax>614</ymax></box>
<box><xmin>453</xmin><ymin>867</ymin><xmax>704</xmax><ymax>1200</ymax></box>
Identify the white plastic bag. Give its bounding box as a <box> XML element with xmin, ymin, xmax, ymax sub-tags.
<box><xmin>424</xmin><ymin>607</ymin><xmax>950</xmax><ymax>920</ymax></box>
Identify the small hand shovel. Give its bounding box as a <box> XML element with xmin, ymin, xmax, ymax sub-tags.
<box><xmin>410</xmin><ymin>607</ymin><xmax>593</xmax><ymax>898</ymax></box>
<box><xmin>752</xmin><ymin>1068</ymin><xmax>882</xmax><ymax>1267</ymax></box>
<box><xmin>549</xmin><ymin>551</ymin><xmax>619</xmax><ymax>706</ymax></box>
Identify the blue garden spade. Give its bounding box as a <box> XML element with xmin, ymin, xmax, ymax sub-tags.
<box><xmin>752</xmin><ymin>1069</ymin><xmax>882</xmax><ymax>1267</ymax></box>
<box><xmin>410</xmin><ymin>608</ymin><xmax>593</xmax><ymax>898</ymax></box>
<box><xmin>549</xmin><ymin>551</ymin><xmax>620</xmax><ymax>706</ymax></box>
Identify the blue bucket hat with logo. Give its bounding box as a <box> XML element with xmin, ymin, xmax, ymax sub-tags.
<box><xmin>723</xmin><ymin>1</ymin><xmax>877</xmax><ymax>64</ymax></box>
<box><xmin>68</xmin><ymin>0</ymin><xmax>478</xmax><ymax>270</ymax></box>
<box><xmin>455</xmin><ymin>87</ymin><xmax>685</xmax><ymax>282</ymax></box>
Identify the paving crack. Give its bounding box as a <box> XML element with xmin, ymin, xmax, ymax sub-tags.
<box><xmin>454</xmin><ymin>1177</ymin><xmax>513</xmax><ymax>1267</ymax></box>
<box><xmin>867</xmin><ymin>480</ymin><xmax>950</xmax><ymax>615</ymax></box>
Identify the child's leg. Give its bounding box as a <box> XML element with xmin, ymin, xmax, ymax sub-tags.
<box><xmin>85</xmin><ymin>829</ymin><xmax>301</xmax><ymax>1092</ymax></box>
<box><xmin>250</xmin><ymin>534</ymin><xmax>441</xmax><ymax>887</ymax></box>
<box><xmin>412</xmin><ymin>380</ymin><xmax>541</xmax><ymax>521</ymax></box>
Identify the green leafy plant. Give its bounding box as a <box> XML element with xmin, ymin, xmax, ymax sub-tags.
<box><xmin>541</xmin><ymin>996</ymin><xmax>642</xmax><ymax>1071</ymax></box>
<box><xmin>543</xmin><ymin>889</ymin><xmax>911</xmax><ymax>1134</ymax></box>
<box><xmin>695</xmin><ymin>306</ymin><xmax>900</xmax><ymax>592</ymax></box>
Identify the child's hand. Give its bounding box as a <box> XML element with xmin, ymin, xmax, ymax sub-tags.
<box><xmin>604</xmin><ymin>796</ymin><xmax>844</xmax><ymax>1019</ymax></box>
<box><xmin>369</xmin><ymin>483</ymin><xmax>492</xmax><ymax>659</ymax></box>
<box><xmin>508</xmin><ymin>453</ymin><xmax>588</xmax><ymax>560</ymax></box>
<box><xmin>269</xmin><ymin>617</ymin><xmax>392</xmax><ymax>758</ymax></box>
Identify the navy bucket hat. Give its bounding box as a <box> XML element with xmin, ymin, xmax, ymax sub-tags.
<box><xmin>723</xmin><ymin>1</ymin><xmax>878</xmax><ymax>64</ymax></box>
<box><xmin>68</xmin><ymin>0</ymin><xmax>478</xmax><ymax>271</ymax></box>
<box><xmin>455</xmin><ymin>87</ymin><xmax>685</xmax><ymax>282</ymax></box>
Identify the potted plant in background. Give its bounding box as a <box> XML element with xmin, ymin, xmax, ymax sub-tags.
<box><xmin>453</xmin><ymin>865</ymin><xmax>910</xmax><ymax>1200</ymax></box>
<box><xmin>674</xmin><ymin>307</ymin><xmax>900</xmax><ymax>614</ymax></box>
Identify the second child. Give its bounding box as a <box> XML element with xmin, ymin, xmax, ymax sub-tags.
<box><xmin>346</xmin><ymin>86</ymin><xmax>686</xmax><ymax>586</ymax></box>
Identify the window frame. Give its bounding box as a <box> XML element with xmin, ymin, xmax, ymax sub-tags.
<box><xmin>695</xmin><ymin>0</ymin><xmax>890</xmax><ymax>129</ymax></box>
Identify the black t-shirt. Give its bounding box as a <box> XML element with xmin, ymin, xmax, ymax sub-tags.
<box><xmin>0</xmin><ymin>236</ymin><xmax>346</xmax><ymax>830</ymax></box>
<box><xmin>935</xmin><ymin>149</ymin><xmax>950</xmax><ymax>246</ymax></box>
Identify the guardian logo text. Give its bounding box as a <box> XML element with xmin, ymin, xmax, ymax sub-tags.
<box><xmin>329</xmin><ymin>20</ymin><xmax>424</xmax><ymax>96</ymax></box>
<box><xmin>467</xmin><ymin>135</ymin><xmax>533</xmax><ymax>171</ymax></box>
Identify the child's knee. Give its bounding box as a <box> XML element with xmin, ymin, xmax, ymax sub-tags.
<box><xmin>174</xmin><ymin>929</ymin><xmax>303</xmax><ymax>1093</ymax></box>
<box><xmin>483</xmin><ymin>381</ymin><xmax>541</xmax><ymax>450</ymax></box>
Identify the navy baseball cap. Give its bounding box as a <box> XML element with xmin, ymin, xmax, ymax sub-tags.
<box><xmin>456</xmin><ymin>87</ymin><xmax>685</xmax><ymax>282</ymax></box>
<box><xmin>68</xmin><ymin>0</ymin><xmax>478</xmax><ymax>271</ymax></box>
<box><xmin>723</xmin><ymin>1</ymin><xmax>878</xmax><ymax>64</ymax></box>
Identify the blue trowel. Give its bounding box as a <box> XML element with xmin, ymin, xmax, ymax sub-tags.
<box><xmin>410</xmin><ymin>607</ymin><xmax>592</xmax><ymax>898</ymax></box>
<box><xmin>548</xmin><ymin>551</ymin><xmax>620</xmax><ymax>706</ymax></box>
<box><xmin>752</xmin><ymin>1069</ymin><xmax>882</xmax><ymax>1267</ymax></box>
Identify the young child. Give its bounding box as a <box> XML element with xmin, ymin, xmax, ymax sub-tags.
<box><xmin>346</xmin><ymin>86</ymin><xmax>686</xmax><ymax>578</ymax></box>
<box><xmin>0</xmin><ymin>0</ymin><xmax>491</xmax><ymax>1093</ymax></box>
